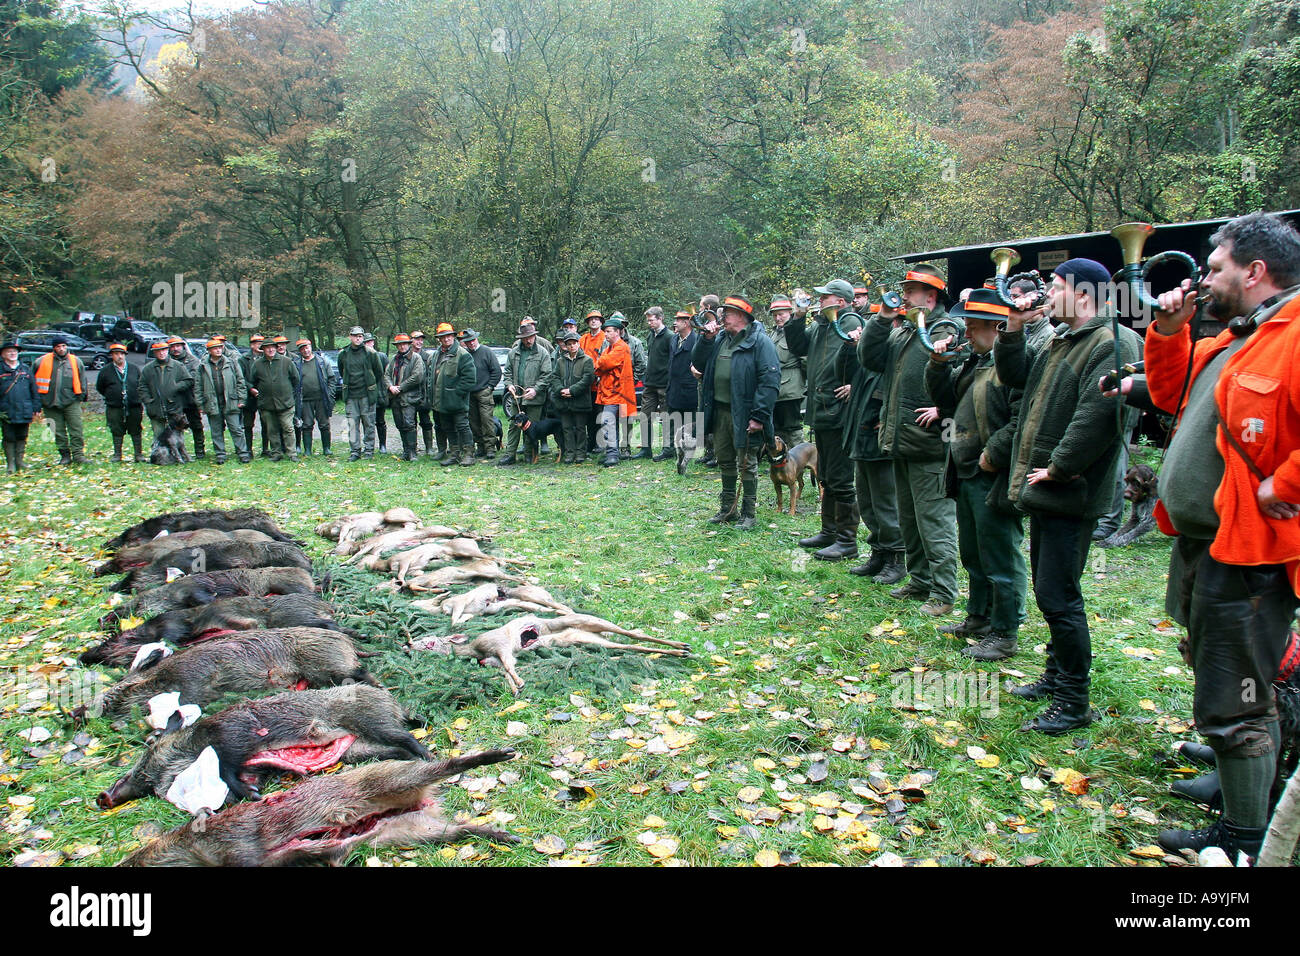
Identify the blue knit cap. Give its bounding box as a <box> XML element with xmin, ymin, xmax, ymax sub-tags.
<box><xmin>1053</xmin><ymin>258</ymin><xmax>1113</xmax><ymax>299</ymax></box>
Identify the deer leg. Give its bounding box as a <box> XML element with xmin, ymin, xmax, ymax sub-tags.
<box><xmin>553</xmin><ymin>632</ymin><xmax>690</xmax><ymax>656</ymax></box>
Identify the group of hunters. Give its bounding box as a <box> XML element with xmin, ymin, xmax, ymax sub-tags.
<box><xmin>3</xmin><ymin>210</ymin><xmax>1299</xmax><ymax>862</ymax></box>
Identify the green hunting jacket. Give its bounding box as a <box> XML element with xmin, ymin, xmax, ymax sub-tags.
<box><xmin>194</xmin><ymin>354</ymin><xmax>247</xmax><ymax>415</ymax></box>
<box><xmin>429</xmin><ymin>343</ymin><xmax>475</xmax><ymax>414</ymax></box>
<box><xmin>250</xmin><ymin>353</ymin><xmax>300</xmax><ymax>412</ymax></box>
<box><xmin>994</xmin><ymin>312</ymin><xmax>1140</xmax><ymax>518</ymax></box>
<box><xmin>783</xmin><ymin>310</ymin><xmax>862</xmax><ymax>431</ymax></box>
<box><xmin>858</xmin><ymin>304</ymin><xmax>961</xmax><ymax>462</ymax></box>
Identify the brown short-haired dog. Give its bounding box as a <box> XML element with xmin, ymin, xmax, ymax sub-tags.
<box><xmin>765</xmin><ymin>437</ymin><xmax>819</xmax><ymax>516</ymax></box>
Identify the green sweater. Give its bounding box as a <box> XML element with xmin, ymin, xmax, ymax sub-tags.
<box><xmin>250</xmin><ymin>354</ymin><xmax>300</xmax><ymax>412</ymax></box>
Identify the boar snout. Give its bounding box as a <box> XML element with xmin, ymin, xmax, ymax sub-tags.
<box><xmin>98</xmin><ymin>773</ymin><xmax>143</xmax><ymax>809</ymax></box>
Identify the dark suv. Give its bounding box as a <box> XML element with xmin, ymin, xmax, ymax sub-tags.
<box><xmin>109</xmin><ymin>318</ymin><xmax>168</xmax><ymax>353</ymax></box>
<box><xmin>14</xmin><ymin>331</ymin><xmax>111</xmax><ymax>369</ymax></box>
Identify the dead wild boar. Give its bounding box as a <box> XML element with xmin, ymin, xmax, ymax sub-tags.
<box><xmin>100</xmin><ymin>567</ymin><xmax>317</xmax><ymax>630</ymax></box>
<box><xmin>95</xmin><ymin>529</ymin><xmax>274</xmax><ymax>576</ymax></box>
<box><xmin>81</xmin><ymin>594</ymin><xmax>352</xmax><ymax>667</ymax></box>
<box><xmin>120</xmin><ymin>754</ymin><xmax>517</xmax><ymax>865</ymax></box>
<box><xmin>111</xmin><ymin>540</ymin><xmax>312</xmax><ymax>593</ymax></box>
<box><xmin>95</xmin><ymin>627</ymin><xmax>375</xmax><ymax>720</ymax></box>
<box><xmin>98</xmin><ymin>685</ymin><xmax>430</xmax><ymax>808</ymax></box>
<box><xmin>103</xmin><ymin>508</ymin><xmax>300</xmax><ymax>552</ymax></box>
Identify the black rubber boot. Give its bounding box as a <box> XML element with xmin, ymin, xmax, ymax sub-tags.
<box><xmin>111</xmin><ymin>436</ymin><xmax>123</xmax><ymax>463</ymax></box>
<box><xmin>631</xmin><ymin>446</ymin><xmax>652</xmax><ymax>460</ymax></box>
<box><xmin>423</xmin><ymin>425</ymin><xmax>436</xmax><ymax>458</ymax></box>
<box><xmin>653</xmin><ymin>447</ymin><xmax>673</xmax><ymax>462</ymax></box>
<box><xmin>3</xmin><ymin>440</ymin><xmax>14</xmax><ymax>474</ymax></box>
<box><xmin>814</xmin><ymin>501</ymin><xmax>858</xmax><ymax>561</ymax></box>
<box><xmin>799</xmin><ymin>497</ymin><xmax>836</xmax><ymax>549</ymax></box>
<box><xmin>1157</xmin><ymin>820</ymin><xmax>1265</xmax><ymax>861</ymax></box>
<box><xmin>14</xmin><ymin>441</ymin><xmax>25</xmax><ymax>471</ymax></box>
<box><xmin>1170</xmin><ymin>771</ymin><xmax>1221</xmax><ymax>807</ymax></box>
<box><xmin>736</xmin><ymin>478</ymin><xmax>758</xmax><ymax>530</ymax></box>
<box><xmin>302</xmin><ymin>435</ymin><xmax>312</xmax><ymax>456</ymax></box>
<box><xmin>1176</xmin><ymin>741</ymin><xmax>1217</xmax><ymax>767</ymax></box>
<box><xmin>708</xmin><ymin>475</ymin><xmax>738</xmax><ymax>525</ymax></box>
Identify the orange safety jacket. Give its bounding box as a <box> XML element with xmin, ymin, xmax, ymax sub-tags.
<box><xmin>34</xmin><ymin>352</ymin><xmax>83</xmax><ymax>397</ymax></box>
<box><xmin>1145</xmin><ymin>293</ymin><xmax>1300</xmax><ymax>594</ymax></box>
<box><xmin>594</xmin><ymin>337</ymin><xmax>637</xmax><ymax>417</ymax></box>
<box><xmin>579</xmin><ymin>331</ymin><xmax>604</xmax><ymax>392</ymax></box>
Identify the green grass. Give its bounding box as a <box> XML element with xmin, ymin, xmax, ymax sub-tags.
<box><xmin>0</xmin><ymin>414</ymin><xmax>1203</xmax><ymax>867</ymax></box>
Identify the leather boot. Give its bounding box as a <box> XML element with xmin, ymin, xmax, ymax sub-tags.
<box><xmin>653</xmin><ymin>446</ymin><xmax>673</xmax><ymax>462</ymax></box>
<box><xmin>1157</xmin><ymin>819</ymin><xmax>1265</xmax><ymax>861</ymax></box>
<box><xmin>1009</xmin><ymin>676</ymin><xmax>1055</xmax><ymax>701</ymax></box>
<box><xmin>736</xmin><ymin>478</ymin><xmax>758</xmax><ymax>530</ymax></box>
<box><xmin>1020</xmin><ymin>699</ymin><xmax>1092</xmax><ymax>735</ymax></box>
<box><xmin>961</xmin><ymin>632</ymin><xmax>1018</xmax><ymax>661</ymax></box>
<box><xmin>873</xmin><ymin>550</ymin><xmax>906</xmax><ymax>585</ymax></box>
<box><xmin>708</xmin><ymin>475</ymin><xmax>738</xmax><ymax>524</ymax></box>
<box><xmin>850</xmin><ymin>549</ymin><xmax>888</xmax><ymax>577</ymax></box>
<box><xmin>459</xmin><ymin>445</ymin><xmax>476</xmax><ymax>466</ymax></box>
<box><xmin>799</xmin><ymin>497</ymin><xmax>836</xmax><ymax>549</ymax></box>
<box><xmin>112</xmin><ymin>436</ymin><xmax>123</xmax><ymax>463</ymax></box>
<box><xmin>814</xmin><ymin>500</ymin><xmax>858</xmax><ymax>561</ymax></box>
<box><xmin>631</xmin><ymin>446</ymin><xmax>652</xmax><ymax>460</ymax></box>
<box><xmin>440</xmin><ymin>443</ymin><xmax>460</xmax><ymax>466</ymax></box>
<box><xmin>3</xmin><ymin>440</ymin><xmax>14</xmax><ymax>474</ymax></box>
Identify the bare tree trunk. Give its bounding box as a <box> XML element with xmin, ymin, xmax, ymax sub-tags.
<box><xmin>1258</xmin><ymin>765</ymin><xmax>1300</xmax><ymax>866</ymax></box>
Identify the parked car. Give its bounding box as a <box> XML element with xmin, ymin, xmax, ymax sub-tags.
<box><xmin>490</xmin><ymin>346</ymin><xmax>509</xmax><ymax>402</ymax></box>
<box><xmin>109</xmin><ymin>318</ymin><xmax>168</xmax><ymax>354</ymax></box>
<box><xmin>52</xmin><ymin>322</ymin><xmax>116</xmax><ymax>346</ymax></box>
<box><xmin>14</xmin><ymin>331</ymin><xmax>111</xmax><ymax>370</ymax></box>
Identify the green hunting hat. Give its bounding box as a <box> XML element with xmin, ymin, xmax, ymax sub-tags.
<box><xmin>813</xmin><ymin>279</ymin><xmax>855</xmax><ymax>301</ymax></box>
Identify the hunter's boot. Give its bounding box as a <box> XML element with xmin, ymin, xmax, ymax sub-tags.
<box><xmin>799</xmin><ymin>495</ymin><xmax>836</xmax><ymax>549</ymax></box>
<box><xmin>815</xmin><ymin>500</ymin><xmax>859</xmax><ymax>561</ymax></box>
<box><xmin>132</xmin><ymin>430</ymin><xmax>145</xmax><ymax>462</ymax></box>
<box><xmin>3</xmin><ymin>440</ymin><xmax>14</xmax><ymax>474</ymax></box>
<box><xmin>441</xmin><ymin>443</ymin><xmax>460</xmax><ymax>467</ymax></box>
<box><xmin>708</xmin><ymin>475</ymin><xmax>739</xmax><ymax>525</ymax></box>
<box><xmin>873</xmin><ymin>550</ymin><xmax>907</xmax><ymax>586</ymax></box>
<box><xmin>14</xmin><ymin>440</ymin><xmax>26</xmax><ymax>472</ymax></box>
<box><xmin>302</xmin><ymin>434</ymin><xmax>313</xmax><ymax>456</ymax></box>
<box><xmin>459</xmin><ymin>444</ymin><xmax>476</xmax><ymax>466</ymax></box>
<box><xmin>111</xmin><ymin>436</ymin><xmax>123</xmax><ymax>463</ymax></box>
<box><xmin>850</xmin><ymin>549</ymin><xmax>888</xmax><ymax>577</ymax></box>
<box><xmin>423</xmin><ymin>425</ymin><xmax>437</xmax><ymax>459</ymax></box>
<box><xmin>1157</xmin><ymin>819</ymin><xmax>1265</xmax><ymax>861</ymax></box>
<box><xmin>736</xmin><ymin>478</ymin><xmax>758</xmax><ymax>530</ymax></box>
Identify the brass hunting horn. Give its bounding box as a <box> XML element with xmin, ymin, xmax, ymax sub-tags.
<box><xmin>1111</xmin><ymin>222</ymin><xmax>1201</xmax><ymax>311</ymax></box>
<box><xmin>990</xmin><ymin>247</ymin><xmax>1046</xmax><ymax>308</ymax></box>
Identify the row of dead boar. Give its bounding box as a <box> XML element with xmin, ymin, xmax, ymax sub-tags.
<box><xmin>74</xmin><ymin>506</ymin><xmax>687</xmax><ymax>866</ymax></box>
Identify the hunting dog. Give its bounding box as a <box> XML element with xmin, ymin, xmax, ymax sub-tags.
<box><xmin>765</xmin><ymin>437</ymin><xmax>819</xmax><ymax>516</ymax></box>
<box><xmin>509</xmin><ymin>411</ymin><xmax>564</xmax><ymax>463</ymax></box>
<box><xmin>150</xmin><ymin>420</ymin><xmax>190</xmax><ymax>466</ymax></box>
<box><xmin>1097</xmin><ymin>463</ymin><xmax>1158</xmax><ymax>549</ymax></box>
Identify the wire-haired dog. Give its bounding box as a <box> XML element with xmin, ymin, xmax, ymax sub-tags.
<box><xmin>509</xmin><ymin>411</ymin><xmax>564</xmax><ymax>464</ymax></box>
<box><xmin>150</xmin><ymin>417</ymin><xmax>191</xmax><ymax>466</ymax></box>
<box><xmin>1097</xmin><ymin>463</ymin><xmax>1158</xmax><ymax>548</ymax></box>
